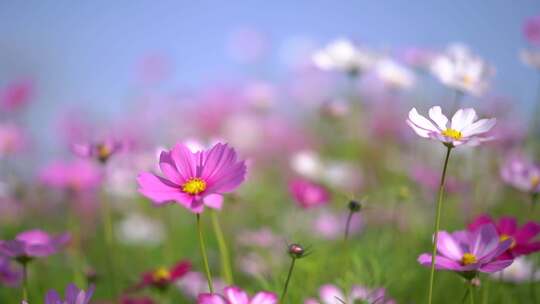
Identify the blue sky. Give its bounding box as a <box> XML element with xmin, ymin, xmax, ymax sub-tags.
<box><xmin>1</xmin><ymin>1</ymin><xmax>539</xmax><ymax>122</ymax></box>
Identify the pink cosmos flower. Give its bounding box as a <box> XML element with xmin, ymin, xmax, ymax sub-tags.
<box><xmin>0</xmin><ymin>123</ymin><xmax>27</xmax><ymax>157</ymax></box>
<box><xmin>289</xmin><ymin>178</ymin><xmax>330</xmax><ymax>209</ymax></box>
<box><xmin>72</xmin><ymin>139</ymin><xmax>123</xmax><ymax>163</ymax></box>
<box><xmin>418</xmin><ymin>224</ymin><xmax>513</xmax><ymax>276</ymax></box>
<box><xmin>500</xmin><ymin>154</ymin><xmax>540</xmax><ymax>194</ymax></box>
<box><xmin>176</xmin><ymin>271</ymin><xmax>226</xmax><ymax>299</ymax></box>
<box><xmin>407</xmin><ymin>106</ymin><xmax>496</xmax><ymax>147</ymax></box>
<box><xmin>468</xmin><ymin>215</ymin><xmax>540</xmax><ymax>259</ymax></box>
<box><xmin>120</xmin><ymin>296</ymin><xmax>156</xmax><ymax>304</ymax></box>
<box><xmin>45</xmin><ymin>283</ymin><xmax>94</xmax><ymax>304</ymax></box>
<box><xmin>197</xmin><ymin>286</ymin><xmax>278</xmax><ymax>304</ymax></box>
<box><xmin>0</xmin><ymin>79</ymin><xmax>33</xmax><ymax>112</ymax></box>
<box><xmin>133</xmin><ymin>260</ymin><xmax>191</xmax><ymax>291</ymax></box>
<box><xmin>40</xmin><ymin>160</ymin><xmax>102</xmax><ymax>192</ymax></box>
<box><xmin>0</xmin><ymin>256</ymin><xmax>21</xmax><ymax>286</ymax></box>
<box><xmin>0</xmin><ymin>229</ymin><xmax>70</xmax><ymax>260</ymax></box>
<box><xmin>137</xmin><ymin>142</ymin><xmax>246</xmax><ymax>213</ymax></box>
<box><xmin>304</xmin><ymin>284</ymin><xmax>395</xmax><ymax>304</ymax></box>
<box><xmin>312</xmin><ymin>209</ymin><xmax>363</xmax><ymax>240</ymax></box>
<box><xmin>524</xmin><ymin>15</ymin><xmax>540</xmax><ymax>45</ymax></box>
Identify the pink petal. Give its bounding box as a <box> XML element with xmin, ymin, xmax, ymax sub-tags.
<box><xmin>197</xmin><ymin>293</ymin><xmax>228</xmax><ymax>304</ymax></box>
<box><xmin>436</xmin><ymin>231</ymin><xmax>464</xmax><ymax>260</ymax></box>
<box><xmin>479</xmin><ymin>259</ymin><xmax>513</xmax><ymax>273</ymax></box>
<box><xmin>171</xmin><ymin>143</ymin><xmax>197</xmax><ymax>180</ymax></box>
<box><xmin>469</xmin><ymin>224</ymin><xmax>498</xmax><ymax>258</ymax></box>
<box><xmin>204</xmin><ymin>194</ymin><xmax>224</xmax><ymax>210</ymax></box>
<box><xmin>137</xmin><ymin>172</ymin><xmax>187</xmax><ymax>205</ymax></box>
<box><xmin>319</xmin><ymin>284</ymin><xmax>345</xmax><ymax>304</ymax></box>
<box><xmin>417</xmin><ymin>253</ymin><xmax>463</xmax><ymax>271</ymax></box>
<box><xmin>514</xmin><ymin>222</ymin><xmax>540</xmax><ymax>243</ymax></box>
<box><xmin>224</xmin><ymin>286</ymin><xmax>250</xmax><ymax>304</ymax></box>
<box><xmin>159</xmin><ymin>151</ymin><xmax>184</xmax><ymax>184</ymax></box>
<box><xmin>497</xmin><ymin>217</ymin><xmax>517</xmax><ymax>235</ymax></box>
<box><xmin>468</xmin><ymin>215</ymin><xmax>493</xmax><ymax>232</ymax></box>
<box><xmin>250</xmin><ymin>291</ymin><xmax>278</xmax><ymax>304</ymax></box>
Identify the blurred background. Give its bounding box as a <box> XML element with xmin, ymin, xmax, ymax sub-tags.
<box><xmin>1</xmin><ymin>0</ymin><xmax>540</xmax><ymax>163</ymax></box>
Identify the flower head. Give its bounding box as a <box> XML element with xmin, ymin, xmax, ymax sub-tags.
<box><xmin>40</xmin><ymin>160</ymin><xmax>102</xmax><ymax>192</ymax></box>
<box><xmin>197</xmin><ymin>286</ymin><xmax>278</xmax><ymax>304</ymax></box>
<box><xmin>72</xmin><ymin>139</ymin><xmax>123</xmax><ymax>163</ymax></box>
<box><xmin>430</xmin><ymin>43</ymin><xmax>493</xmax><ymax>96</ymax></box>
<box><xmin>407</xmin><ymin>106</ymin><xmax>496</xmax><ymax>147</ymax></box>
<box><xmin>137</xmin><ymin>142</ymin><xmax>247</xmax><ymax>213</ymax></box>
<box><xmin>501</xmin><ymin>154</ymin><xmax>540</xmax><ymax>194</ymax></box>
<box><xmin>524</xmin><ymin>15</ymin><xmax>540</xmax><ymax>45</ymax></box>
<box><xmin>45</xmin><ymin>283</ymin><xmax>94</xmax><ymax>304</ymax></box>
<box><xmin>134</xmin><ymin>260</ymin><xmax>191</xmax><ymax>291</ymax></box>
<box><xmin>468</xmin><ymin>215</ymin><xmax>540</xmax><ymax>258</ymax></box>
<box><xmin>0</xmin><ymin>229</ymin><xmax>70</xmax><ymax>261</ymax></box>
<box><xmin>374</xmin><ymin>58</ymin><xmax>416</xmax><ymax>90</ymax></box>
<box><xmin>418</xmin><ymin>224</ymin><xmax>514</xmax><ymax>277</ymax></box>
<box><xmin>0</xmin><ymin>79</ymin><xmax>33</xmax><ymax>112</ymax></box>
<box><xmin>289</xmin><ymin>178</ymin><xmax>330</xmax><ymax>209</ymax></box>
<box><xmin>304</xmin><ymin>284</ymin><xmax>395</xmax><ymax>304</ymax></box>
<box><xmin>312</xmin><ymin>38</ymin><xmax>378</xmax><ymax>75</ymax></box>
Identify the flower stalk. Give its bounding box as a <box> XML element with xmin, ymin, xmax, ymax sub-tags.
<box><xmin>196</xmin><ymin>214</ymin><xmax>214</xmax><ymax>293</ymax></box>
<box><xmin>210</xmin><ymin>210</ymin><xmax>234</xmax><ymax>284</ymax></box>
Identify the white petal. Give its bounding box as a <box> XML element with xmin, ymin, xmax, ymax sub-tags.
<box><xmin>428</xmin><ymin>106</ymin><xmax>448</xmax><ymax>130</ymax></box>
<box><xmin>408</xmin><ymin>108</ymin><xmax>439</xmax><ymax>132</ymax></box>
<box><xmin>461</xmin><ymin>118</ymin><xmax>496</xmax><ymax>137</ymax></box>
<box><xmin>406</xmin><ymin>120</ymin><xmax>431</xmax><ymax>138</ymax></box>
<box><xmin>451</xmin><ymin>108</ymin><xmax>477</xmax><ymax>130</ymax></box>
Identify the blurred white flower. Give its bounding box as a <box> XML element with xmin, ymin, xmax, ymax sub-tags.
<box><xmin>290</xmin><ymin>150</ymin><xmax>324</xmax><ymax>180</ymax></box>
<box><xmin>490</xmin><ymin>257</ymin><xmax>540</xmax><ymax>283</ymax></box>
<box><xmin>312</xmin><ymin>38</ymin><xmax>378</xmax><ymax>74</ymax></box>
<box><xmin>116</xmin><ymin>213</ymin><xmax>165</xmax><ymax>246</ymax></box>
<box><xmin>520</xmin><ymin>49</ymin><xmax>540</xmax><ymax>69</ymax></box>
<box><xmin>375</xmin><ymin>58</ymin><xmax>416</xmax><ymax>90</ymax></box>
<box><xmin>430</xmin><ymin>43</ymin><xmax>493</xmax><ymax>96</ymax></box>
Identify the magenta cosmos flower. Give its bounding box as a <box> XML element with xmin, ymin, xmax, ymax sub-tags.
<box><xmin>0</xmin><ymin>229</ymin><xmax>70</xmax><ymax>260</ymax></box>
<box><xmin>407</xmin><ymin>106</ymin><xmax>496</xmax><ymax>147</ymax></box>
<box><xmin>197</xmin><ymin>286</ymin><xmax>278</xmax><ymax>304</ymax></box>
<box><xmin>40</xmin><ymin>160</ymin><xmax>102</xmax><ymax>192</ymax></box>
<box><xmin>524</xmin><ymin>15</ymin><xmax>540</xmax><ymax>45</ymax></box>
<box><xmin>418</xmin><ymin>224</ymin><xmax>513</xmax><ymax>277</ymax></box>
<box><xmin>289</xmin><ymin>178</ymin><xmax>330</xmax><ymax>209</ymax></box>
<box><xmin>137</xmin><ymin>142</ymin><xmax>246</xmax><ymax>213</ymax></box>
<box><xmin>304</xmin><ymin>284</ymin><xmax>395</xmax><ymax>304</ymax></box>
<box><xmin>500</xmin><ymin>154</ymin><xmax>540</xmax><ymax>194</ymax></box>
<box><xmin>469</xmin><ymin>215</ymin><xmax>540</xmax><ymax>259</ymax></box>
<box><xmin>72</xmin><ymin>139</ymin><xmax>123</xmax><ymax>163</ymax></box>
<box><xmin>0</xmin><ymin>79</ymin><xmax>33</xmax><ymax>112</ymax></box>
<box><xmin>45</xmin><ymin>283</ymin><xmax>94</xmax><ymax>304</ymax></box>
<box><xmin>133</xmin><ymin>260</ymin><xmax>191</xmax><ymax>291</ymax></box>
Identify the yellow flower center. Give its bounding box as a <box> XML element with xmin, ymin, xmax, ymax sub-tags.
<box><xmin>152</xmin><ymin>267</ymin><xmax>171</xmax><ymax>282</ymax></box>
<box><xmin>499</xmin><ymin>234</ymin><xmax>516</xmax><ymax>249</ymax></box>
<box><xmin>182</xmin><ymin>177</ymin><xmax>207</xmax><ymax>195</ymax></box>
<box><xmin>442</xmin><ymin>128</ymin><xmax>462</xmax><ymax>140</ymax></box>
<box><xmin>97</xmin><ymin>144</ymin><xmax>111</xmax><ymax>161</ymax></box>
<box><xmin>461</xmin><ymin>253</ymin><xmax>477</xmax><ymax>265</ymax></box>
<box><xmin>531</xmin><ymin>175</ymin><xmax>540</xmax><ymax>188</ymax></box>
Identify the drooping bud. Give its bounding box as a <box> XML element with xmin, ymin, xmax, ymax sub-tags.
<box><xmin>288</xmin><ymin>243</ymin><xmax>305</xmax><ymax>259</ymax></box>
<box><xmin>348</xmin><ymin>200</ymin><xmax>362</xmax><ymax>213</ymax></box>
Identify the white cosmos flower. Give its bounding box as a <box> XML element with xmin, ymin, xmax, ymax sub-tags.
<box><xmin>312</xmin><ymin>38</ymin><xmax>378</xmax><ymax>74</ymax></box>
<box><xmin>290</xmin><ymin>150</ymin><xmax>324</xmax><ymax>180</ymax></box>
<box><xmin>430</xmin><ymin>43</ymin><xmax>493</xmax><ymax>96</ymax></box>
<box><xmin>375</xmin><ymin>58</ymin><xmax>416</xmax><ymax>89</ymax></box>
<box><xmin>490</xmin><ymin>257</ymin><xmax>540</xmax><ymax>283</ymax></box>
<box><xmin>406</xmin><ymin>106</ymin><xmax>496</xmax><ymax>147</ymax></box>
<box><xmin>116</xmin><ymin>213</ymin><xmax>165</xmax><ymax>246</ymax></box>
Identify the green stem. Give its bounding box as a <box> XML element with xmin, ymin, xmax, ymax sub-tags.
<box><xmin>343</xmin><ymin>209</ymin><xmax>354</xmax><ymax>241</ymax></box>
<box><xmin>210</xmin><ymin>210</ymin><xmax>234</xmax><ymax>285</ymax></box>
<box><xmin>280</xmin><ymin>257</ymin><xmax>296</xmax><ymax>303</ymax></box>
<box><xmin>101</xmin><ymin>191</ymin><xmax>117</xmax><ymax>297</ymax></box>
<box><xmin>196</xmin><ymin>214</ymin><xmax>214</xmax><ymax>293</ymax></box>
<box><xmin>22</xmin><ymin>262</ymin><xmax>28</xmax><ymax>302</ymax></box>
<box><xmin>427</xmin><ymin>145</ymin><xmax>452</xmax><ymax>304</ymax></box>
<box><xmin>469</xmin><ymin>283</ymin><xmax>475</xmax><ymax>304</ymax></box>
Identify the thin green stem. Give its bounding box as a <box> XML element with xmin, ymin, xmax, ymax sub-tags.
<box><xmin>280</xmin><ymin>258</ymin><xmax>296</xmax><ymax>303</ymax></box>
<box><xmin>100</xmin><ymin>191</ymin><xmax>117</xmax><ymax>297</ymax></box>
<box><xmin>469</xmin><ymin>283</ymin><xmax>475</xmax><ymax>304</ymax></box>
<box><xmin>427</xmin><ymin>145</ymin><xmax>452</xmax><ymax>304</ymax></box>
<box><xmin>210</xmin><ymin>210</ymin><xmax>234</xmax><ymax>284</ymax></box>
<box><xmin>22</xmin><ymin>262</ymin><xmax>28</xmax><ymax>302</ymax></box>
<box><xmin>343</xmin><ymin>209</ymin><xmax>354</xmax><ymax>241</ymax></box>
<box><xmin>196</xmin><ymin>214</ymin><xmax>214</xmax><ymax>293</ymax></box>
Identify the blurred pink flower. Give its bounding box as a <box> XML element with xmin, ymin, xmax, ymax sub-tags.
<box><xmin>72</xmin><ymin>139</ymin><xmax>123</xmax><ymax>164</ymax></box>
<box><xmin>418</xmin><ymin>224</ymin><xmax>513</xmax><ymax>276</ymax></box>
<box><xmin>120</xmin><ymin>296</ymin><xmax>156</xmax><ymax>304</ymax></box>
<box><xmin>45</xmin><ymin>283</ymin><xmax>94</xmax><ymax>304</ymax></box>
<box><xmin>176</xmin><ymin>271</ymin><xmax>226</xmax><ymax>299</ymax></box>
<box><xmin>313</xmin><ymin>209</ymin><xmax>363</xmax><ymax>240</ymax></box>
<box><xmin>0</xmin><ymin>79</ymin><xmax>33</xmax><ymax>112</ymax></box>
<box><xmin>524</xmin><ymin>15</ymin><xmax>540</xmax><ymax>45</ymax></box>
<box><xmin>132</xmin><ymin>260</ymin><xmax>191</xmax><ymax>291</ymax></box>
<box><xmin>411</xmin><ymin>165</ymin><xmax>464</xmax><ymax>194</ymax></box>
<box><xmin>198</xmin><ymin>286</ymin><xmax>277</xmax><ymax>304</ymax></box>
<box><xmin>501</xmin><ymin>154</ymin><xmax>540</xmax><ymax>194</ymax></box>
<box><xmin>0</xmin><ymin>229</ymin><xmax>70</xmax><ymax>259</ymax></box>
<box><xmin>0</xmin><ymin>123</ymin><xmax>27</xmax><ymax>157</ymax></box>
<box><xmin>304</xmin><ymin>284</ymin><xmax>395</xmax><ymax>304</ymax></box>
<box><xmin>0</xmin><ymin>256</ymin><xmax>21</xmax><ymax>287</ymax></box>
<box><xmin>407</xmin><ymin>106</ymin><xmax>496</xmax><ymax>147</ymax></box>
<box><xmin>289</xmin><ymin>178</ymin><xmax>330</xmax><ymax>209</ymax></box>
<box><xmin>137</xmin><ymin>142</ymin><xmax>246</xmax><ymax>213</ymax></box>
<box><xmin>40</xmin><ymin>160</ymin><xmax>102</xmax><ymax>192</ymax></box>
